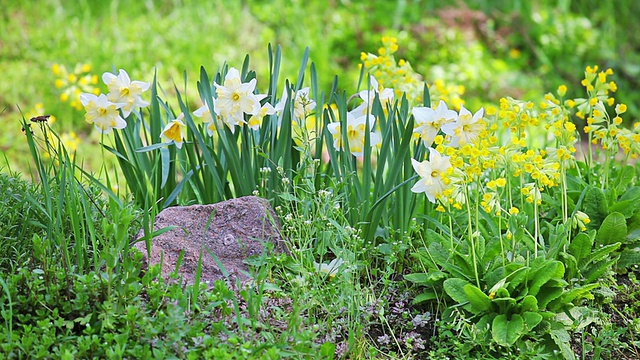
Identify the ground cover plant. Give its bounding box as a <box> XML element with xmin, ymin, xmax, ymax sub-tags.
<box><xmin>2</xmin><ymin>1</ymin><xmax>640</xmax><ymax>359</ymax></box>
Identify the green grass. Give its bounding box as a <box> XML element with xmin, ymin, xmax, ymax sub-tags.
<box><xmin>0</xmin><ymin>169</ymin><xmax>44</xmax><ymax>271</ymax></box>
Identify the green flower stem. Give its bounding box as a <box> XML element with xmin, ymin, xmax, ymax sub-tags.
<box><xmin>533</xmin><ymin>196</ymin><xmax>539</xmax><ymax>257</ymax></box>
<box><xmin>465</xmin><ymin>186</ymin><xmax>481</xmax><ymax>288</ymax></box>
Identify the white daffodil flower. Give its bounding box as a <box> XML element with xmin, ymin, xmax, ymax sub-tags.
<box><xmin>327</xmin><ymin>111</ymin><xmax>380</xmax><ymax>156</ymax></box>
<box><xmin>80</xmin><ymin>93</ymin><xmax>126</xmax><ymax>134</ymax></box>
<box><xmin>441</xmin><ymin>105</ymin><xmax>485</xmax><ymax>147</ymax></box>
<box><xmin>315</xmin><ymin>258</ymin><xmax>345</xmax><ymax>280</ymax></box>
<box><xmin>412</xmin><ymin>100</ymin><xmax>458</xmax><ymax>147</ymax></box>
<box><xmin>214</xmin><ymin>67</ymin><xmax>261</xmax><ymax>131</ymax></box>
<box><xmin>102</xmin><ymin>69</ymin><xmax>150</xmax><ymax>117</ymax></box>
<box><xmin>193</xmin><ymin>100</ymin><xmax>219</xmax><ymax>137</ymax></box>
<box><xmin>248</xmin><ymin>102</ymin><xmax>276</xmax><ymax>130</ymax></box>
<box><xmin>351</xmin><ymin>75</ymin><xmax>394</xmax><ymax>117</ymax></box>
<box><xmin>275</xmin><ymin>87</ymin><xmax>316</xmax><ymax>121</ymax></box>
<box><xmin>411</xmin><ymin>147</ymin><xmax>452</xmax><ymax>203</ymax></box>
<box><xmin>160</xmin><ymin>113</ymin><xmax>187</xmax><ymax>149</ymax></box>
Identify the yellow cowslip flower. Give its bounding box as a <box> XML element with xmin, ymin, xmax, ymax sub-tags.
<box><xmin>509</xmin><ymin>207</ymin><xmax>519</xmax><ymax>215</ymax></box>
<box><xmin>51</xmin><ymin>63</ymin><xmax>62</xmax><ymax>76</ymax></box>
<box><xmin>573</xmin><ymin>211</ymin><xmax>591</xmax><ymax>232</ymax></box>
<box><xmin>616</xmin><ymin>103</ymin><xmax>627</xmax><ymax>114</ymax></box>
<box><xmin>598</xmin><ymin>72</ymin><xmax>607</xmax><ymax>84</ymax></box>
<box><xmin>557</xmin><ymin>85</ymin><xmax>567</xmax><ymax>97</ymax></box>
<box><xmin>436</xmin><ymin>205</ymin><xmax>446</xmax><ymax>212</ymax></box>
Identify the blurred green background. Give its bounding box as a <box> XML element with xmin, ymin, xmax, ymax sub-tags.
<box><xmin>2</xmin><ymin>0</ymin><xmax>639</xmax><ymax>175</ymax></box>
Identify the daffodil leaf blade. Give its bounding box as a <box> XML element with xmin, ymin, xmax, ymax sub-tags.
<box><xmin>134</xmin><ymin>143</ymin><xmax>167</xmax><ymax>152</ymax></box>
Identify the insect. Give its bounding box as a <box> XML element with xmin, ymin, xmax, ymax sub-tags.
<box><xmin>21</xmin><ymin>123</ymin><xmax>33</xmax><ymax>134</ymax></box>
<box><xmin>30</xmin><ymin>114</ymin><xmax>51</xmax><ymax>123</ymax></box>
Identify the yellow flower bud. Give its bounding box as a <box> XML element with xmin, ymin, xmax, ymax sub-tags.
<box><xmin>557</xmin><ymin>85</ymin><xmax>567</xmax><ymax>97</ymax></box>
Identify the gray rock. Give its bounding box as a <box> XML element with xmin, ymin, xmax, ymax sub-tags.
<box><xmin>133</xmin><ymin>196</ymin><xmax>285</xmax><ymax>285</ymax></box>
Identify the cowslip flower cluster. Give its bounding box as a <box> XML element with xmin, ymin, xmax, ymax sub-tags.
<box><xmin>80</xmin><ymin>69</ymin><xmax>150</xmax><ymax>134</ymax></box>
<box><xmin>570</xmin><ymin>65</ymin><xmax>640</xmax><ymax>160</ymax></box>
<box><xmin>360</xmin><ymin>36</ymin><xmax>465</xmax><ymax>108</ymax></box>
<box><xmin>360</xmin><ymin>36</ymin><xmax>425</xmax><ymax>105</ymax></box>
<box><xmin>52</xmin><ymin>63</ymin><xmax>100</xmax><ymax>111</ymax></box>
